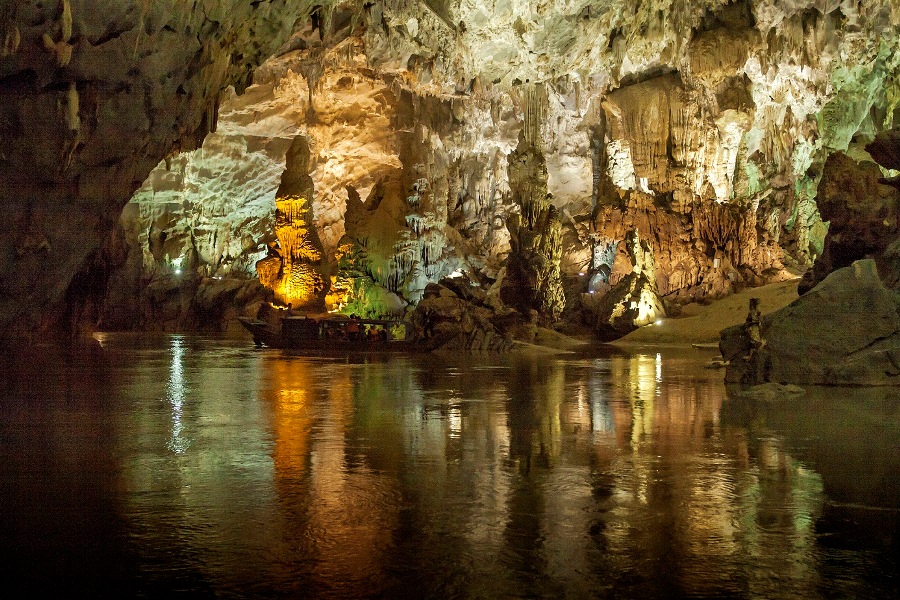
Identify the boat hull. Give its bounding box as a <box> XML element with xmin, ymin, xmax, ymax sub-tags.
<box><xmin>237</xmin><ymin>316</ymin><xmax>419</xmax><ymax>353</ymax></box>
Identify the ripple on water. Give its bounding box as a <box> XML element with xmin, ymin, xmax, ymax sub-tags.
<box><xmin>0</xmin><ymin>334</ymin><xmax>896</xmax><ymax>597</ymax></box>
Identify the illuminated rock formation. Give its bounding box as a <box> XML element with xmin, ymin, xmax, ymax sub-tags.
<box><xmin>258</xmin><ymin>194</ymin><xmax>327</xmax><ymax>310</ymax></box>
<box><xmin>589</xmin><ymin>229</ymin><xmax>667</xmax><ymax>338</ymax></box>
<box><xmin>256</xmin><ymin>133</ymin><xmax>327</xmax><ymax>310</ymax></box>
<box><xmin>3</xmin><ymin>1</ymin><xmax>900</xmax><ymax>343</ymax></box>
<box><xmin>721</xmin><ymin>125</ymin><xmax>900</xmax><ymax>385</ymax></box>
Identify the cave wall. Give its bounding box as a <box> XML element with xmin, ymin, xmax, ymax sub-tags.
<box><xmin>3</xmin><ymin>1</ymin><xmax>900</xmax><ymax>339</ymax></box>
<box><xmin>0</xmin><ymin>0</ymin><xmax>324</xmax><ymax>340</ymax></box>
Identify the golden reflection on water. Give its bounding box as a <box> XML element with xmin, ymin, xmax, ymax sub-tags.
<box><xmin>268</xmin><ymin>360</ymin><xmax>312</xmax><ymax>479</ymax></box>
<box><xmin>260</xmin><ymin>352</ymin><xmax>829</xmax><ymax>596</ymax></box>
<box><xmin>75</xmin><ymin>337</ymin><xmax>895</xmax><ymax>597</ymax></box>
<box><xmin>254</xmin><ymin>351</ymin><xmax>835</xmax><ymax>597</ymax></box>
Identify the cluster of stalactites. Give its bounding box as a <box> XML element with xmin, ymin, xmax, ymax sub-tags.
<box><xmin>257</xmin><ymin>195</ymin><xmax>326</xmax><ymax>308</ymax></box>
<box><xmin>375</xmin><ymin>178</ymin><xmax>446</xmax><ymax>295</ymax></box>
<box><xmin>329</xmin><ymin>176</ymin><xmax>450</xmax><ymax>315</ymax></box>
<box><xmin>521</xmin><ymin>83</ymin><xmax>547</xmax><ymax>149</ymax></box>
<box><xmin>275</xmin><ymin>196</ymin><xmax>322</xmax><ymax>264</ymax></box>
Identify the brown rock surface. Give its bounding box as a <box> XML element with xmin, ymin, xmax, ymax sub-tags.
<box><xmin>799</xmin><ymin>150</ymin><xmax>900</xmax><ymax>293</ymax></box>
<box><xmin>722</xmin><ymin>260</ymin><xmax>900</xmax><ymax>386</ymax></box>
<box><xmin>867</xmin><ymin>130</ymin><xmax>900</xmax><ymax>171</ymax></box>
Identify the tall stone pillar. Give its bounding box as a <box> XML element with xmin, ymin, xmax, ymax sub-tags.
<box><xmin>500</xmin><ymin>85</ymin><xmax>566</xmax><ymax>320</ymax></box>
<box><xmin>255</xmin><ymin>135</ymin><xmax>327</xmax><ymax>310</ymax></box>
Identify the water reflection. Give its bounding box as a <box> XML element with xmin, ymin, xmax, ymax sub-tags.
<box><xmin>0</xmin><ymin>338</ymin><xmax>895</xmax><ymax>597</ymax></box>
<box><xmin>166</xmin><ymin>336</ymin><xmax>189</xmax><ymax>453</ymax></box>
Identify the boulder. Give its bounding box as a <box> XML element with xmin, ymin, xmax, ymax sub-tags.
<box><xmin>722</xmin><ymin>260</ymin><xmax>900</xmax><ymax>386</ymax></box>
<box><xmin>867</xmin><ymin>129</ymin><xmax>900</xmax><ymax>171</ymax></box>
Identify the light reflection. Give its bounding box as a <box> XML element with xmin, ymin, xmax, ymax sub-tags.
<box><xmin>449</xmin><ymin>404</ymin><xmax>462</xmax><ymax>438</ymax></box>
<box><xmin>104</xmin><ymin>342</ymin><xmax>895</xmax><ymax>597</ymax></box>
<box><xmin>166</xmin><ymin>336</ymin><xmax>189</xmax><ymax>453</ymax></box>
<box><xmin>92</xmin><ymin>331</ymin><xmax>107</xmax><ymax>348</ymax></box>
<box><xmin>587</xmin><ymin>364</ymin><xmax>614</xmax><ymax>434</ymax></box>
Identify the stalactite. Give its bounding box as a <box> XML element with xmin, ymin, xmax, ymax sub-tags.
<box><xmin>693</xmin><ymin>201</ymin><xmax>742</xmax><ymax>254</ymax></box>
<box><xmin>522</xmin><ymin>83</ymin><xmax>547</xmax><ymax>148</ymax></box>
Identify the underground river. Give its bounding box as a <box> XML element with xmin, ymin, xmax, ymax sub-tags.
<box><xmin>0</xmin><ymin>334</ymin><xmax>897</xmax><ymax>598</ymax></box>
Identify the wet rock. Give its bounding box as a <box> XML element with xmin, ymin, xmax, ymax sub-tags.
<box><xmin>730</xmin><ymin>382</ymin><xmax>806</xmax><ymax>399</ymax></box>
<box><xmin>411</xmin><ymin>283</ymin><xmax>510</xmax><ymax>351</ymax></box>
<box><xmin>408</xmin><ymin>279</ymin><xmax>562</xmax><ymax>352</ymax></box>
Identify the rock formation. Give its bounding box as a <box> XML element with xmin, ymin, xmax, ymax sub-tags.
<box><xmin>588</xmin><ymin>229</ymin><xmax>667</xmax><ymax>338</ymax></box>
<box><xmin>409</xmin><ymin>281</ymin><xmax>515</xmax><ymax>353</ymax></box>
<box><xmin>256</xmin><ymin>135</ymin><xmax>327</xmax><ymax>311</ymax></box>
<box><xmin>2</xmin><ymin>1</ymin><xmax>900</xmax><ymax>343</ymax></box>
<box><xmin>0</xmin><ymin>0</ymin><xmax>323</xmax><ymax>341</ymax></box>
<box><xmin>723</xmin><ymin>127</ymin><xmax>900</xmax><ymax>386</ymax></box>
<box><xmin>722</xmin><ymin>259</ymin><xmax>900</xmax><ymax>386</ymax></box>
<box><xmin>799</xmin><ymin>141</ymin><xmax>900</xmax><ymax>293</ymax></box>
<box><xmin>500</xmin><ymin>88</ymin><xmax>566</xmax><ymax>321</ymax></box>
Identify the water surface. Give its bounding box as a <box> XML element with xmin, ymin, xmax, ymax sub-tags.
<box><xmin>0</xmin><ymin>334</ymin><xmax>897</xmax><ymax>598</ymax></box>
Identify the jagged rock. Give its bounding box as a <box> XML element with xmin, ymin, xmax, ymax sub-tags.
<box><xmin>722</xmin><ymin>260</ymin><xmax>900</xmax><ymax>386</ymax></box>
<box><xmin>883</xmin><ymin>239</ymin><xmax>900</xmax><ymax>290</ymax></box>
<box><xmin>590</xmin><ymin>229</ymin><xmax>666</xmax><ymax>338</ymax></box>
<box><xmin>412</xmin><ymin>284</ymin><xmax>502</xmax><ymax>347</ymax></box>
<box><xmin>409</xmin><ymin>279</ymin><xmax>560</xmax><ymax>352</ymax></box>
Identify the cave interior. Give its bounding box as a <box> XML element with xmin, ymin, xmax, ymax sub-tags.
<box><xmin>1</xmin><ymin>0</ymin><xmax>899</xmax><ymax>384</ymax></box>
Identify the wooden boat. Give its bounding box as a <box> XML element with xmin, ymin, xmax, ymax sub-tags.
<box><xmin>237</xmin><ymin>314</ymin><xmax>418</xmax><ymax>352</ymax></box>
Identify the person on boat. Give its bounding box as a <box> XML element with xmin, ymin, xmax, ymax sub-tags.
<box><xmin>256</xmin><ymin>301</ymin><xmax>273</xmax><ymax>323</ymax></box>
<box><xmin>347</xmin><ymin>315</ymin><xmax>361</xmax><ymax>340</ymax></box>
<box><xmin>367</xmin><ymin>326</ymin><xmax>380</xmax><ymax>343</ymax></box>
